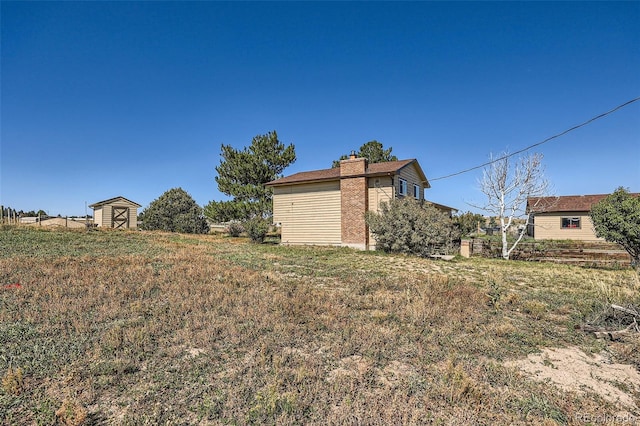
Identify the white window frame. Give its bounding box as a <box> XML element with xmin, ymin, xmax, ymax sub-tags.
<box><xmin>413</xmin><ymin>184</ymin><xmax>420</xmax><ymax>199</ymax></box>
<box><xmin>561</xmin><ymin>217</ymin><xmax>581</xmax><ymax>229</ymax></box>
<box><xmin>398</xmin><ymin>178</ymin><xmax>407</xmax><ymax>196</ymax></box>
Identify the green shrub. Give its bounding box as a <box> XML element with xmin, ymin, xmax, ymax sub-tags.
<box><xmin>226</xmin><ymin>221</ymin><xmax>244</xmax><ymax>237</ymax></box>
<box><xmin>453</xmin><ymin>211</ymin><xmax>485</xmax><ymax>237</ymax></box>
<box><xmin>140</xmin><ymin>188</ymin><xmax>209</xmax><ymax>234</ymax></box>
<box><xmin>243</xmin><ymin>217</ymin><xmax>270</xmax><ymax>243</ymax></box>
<box><xmin>590</xmin><ymin>187</ymin><xmax>640</xmax><ymax>269</ymax></box>
<box><xmin>366</xmin><ymin>198</ymin><xmax>460</xmax><ymax>257</ymax></box>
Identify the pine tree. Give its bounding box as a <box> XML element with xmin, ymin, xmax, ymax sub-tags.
<box><xmin>332</xmin><ymin>140</ymin><xmax>397</xmax><ymax>168</ymax></box>
<box><xmin>205</xmin><ymin>131</ymin><xmax>295</xmax><ymax>222</ymax></box>
<box><xmin>140</xmin><ymin>188</ymin><xmax>209</xmax><ymax>234</ymax></box>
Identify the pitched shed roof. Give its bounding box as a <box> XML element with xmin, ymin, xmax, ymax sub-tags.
<box><xmin>266</xmin><ymin>159</ymin><xmax>430</xmax><ymax>187</ymax></box>
<box><xmin>527</xmin><ymin>193</ymin><xmax>639</xmax><ymax>213</ymax></box>
<box><xmin>89</xmin><ymin>196</ymin><xmax>142</xmax><ymax>208</ymax></box>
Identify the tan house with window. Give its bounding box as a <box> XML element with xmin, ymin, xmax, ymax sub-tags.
<box><xmin>89</xmin><ymin>196</ymin><xmax>141</xmax><ymax>229</ymax></box>
<box><xmin>266</xmin><ymin>154</ymin><xmax>452</xmax><ymax>250</ymax></box>
<box><xmin>526</xmin><ymin>193</ymin><xmax>638</xmax><ymax>241</ymax></box>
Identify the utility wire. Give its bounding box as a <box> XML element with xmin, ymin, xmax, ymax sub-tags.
<box><xmin>430</xmin><ymin>96</ymin><xmax>640</xmax><ymax>181</ymax></box>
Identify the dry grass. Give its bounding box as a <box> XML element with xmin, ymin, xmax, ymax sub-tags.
<box><xmin>1</xmin><ymin>226</ymin><xmax>638</xmax><ymax>424</ymax></box>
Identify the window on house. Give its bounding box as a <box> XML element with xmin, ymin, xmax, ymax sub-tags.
<box><xmin>561</xmin><ymin>217</ymin><xmax>581</xmax><ymax>229</ymax></box>
<box><xmin>399</xmin><ymin>179</ymin><xmax>407</xmax><ymax>196</ymax></box>
<box><xmin>413</xmin><ymin>184</ymin><xmax>420</xmax><ymax>199</ymax></box>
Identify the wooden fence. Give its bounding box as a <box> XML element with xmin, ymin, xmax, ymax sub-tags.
<box><xmin>1</xmin><ymin>217</ymin><xmax>91</xmax><ymax>229</ymax></box>
<box><xmin>465</xmin><ymin>239</ymin><xmax>633</xmax><ymax>268</ymax></box>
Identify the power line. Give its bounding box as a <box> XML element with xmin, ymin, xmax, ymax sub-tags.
<box><xmin>430</xmin><ymin>96</ymin><xmax>640</xmax><ymax>181</ymax></box>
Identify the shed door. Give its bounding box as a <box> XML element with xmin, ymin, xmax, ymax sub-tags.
<box><xmin>112</xmin><ymin>207</ymin><xmax>129</xmax><ymax>229</ymax></box>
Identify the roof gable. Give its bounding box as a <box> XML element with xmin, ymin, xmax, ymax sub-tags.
<box><xmin>89</xmin><ymin>196</ymin><xmax>142</xmax><ymax>209</ymax></box>
<box><xmin>393</xmin><ymin>160</ymin><xmax>430</xmax><ymax>188</ymax></box>
<box><xmin>266</xmin><ymin>159</ymin><xmax>429</xmax><ymax>187</ymax></box>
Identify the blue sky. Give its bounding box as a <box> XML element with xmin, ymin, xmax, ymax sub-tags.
<box><xmin>2</xmin><ymin>1</ymin><xmax>639</xmax><ymax>217</ymax></box>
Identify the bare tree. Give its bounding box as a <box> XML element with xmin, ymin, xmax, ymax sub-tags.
<box><xmin>472</xmin><ymin>152</ymin><xmax>550</xmax><ymax>260</ymax></box>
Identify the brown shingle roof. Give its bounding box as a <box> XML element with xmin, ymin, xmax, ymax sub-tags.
<box><xmin>527</xmin><ymin>193</ymin><xmax>640</xmax><ymax>213</ymax></box>
<box><xmin>266</xmin><ymin>159</ymin><xmax>428</xmax><ymax>186</ymax></box>
<box><xmin>266</xmin><ymin>167</ymin><xmax>340</xmax><ymax>186</ymax></box>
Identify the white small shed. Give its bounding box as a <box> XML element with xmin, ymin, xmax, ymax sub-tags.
<box><xmin>89</xmin><ymin>196</ymin><xmax>141</xmax><ymax>229</ymax></box>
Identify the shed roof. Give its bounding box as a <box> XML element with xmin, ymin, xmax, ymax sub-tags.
<box><xmin>266</xmin><ymin>159</ymin><xmax>430</xmax><ymax>187</ymax></box>
<box><xmin>527</xmin><ymin>193</ymin><xmax>639</xmax><ymax>213</ymax></box>
<box><xmin>89</xmin><ymin>196</ymin><xmax>142</xmax><ymax>208</ymax></box>
<box><xmin>425</xmin><ymin>200</ymin><xmax>458</xmax><ymax>213</ymax></box>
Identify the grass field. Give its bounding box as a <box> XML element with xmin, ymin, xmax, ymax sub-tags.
<box><xmin>1</xmin><ymin>226</ymin><xmax>638</xmax><ymax>425</ymax></box>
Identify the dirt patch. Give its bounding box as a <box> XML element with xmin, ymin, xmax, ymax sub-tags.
<box><xmin>326</xmin><ymin>356</ymin><xmax>421</xmax><ymax>390</ymax></box>
<box><xmin>326</xmin><ymin>355</ymin><xmax>372</xmax><ymax>382</ymax></box>
<box><xmin>506</xmin><ymin>346</ymin><xmax>640</xmax><ymax>413</ymax></box>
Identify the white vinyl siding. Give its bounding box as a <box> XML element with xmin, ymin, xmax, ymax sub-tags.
<box><xmin>272</xmin><ymin>181</ymin><xmax>342</xmax><ymax>245</ymax></box>
<box><xmin>532</xmin><ymin>212</ymin><xmax>602</xmax><ymax>241</ymax></box>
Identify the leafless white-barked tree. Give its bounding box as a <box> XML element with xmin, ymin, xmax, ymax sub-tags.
<box><xmin>473</xmin><ymin>151</ymin><xmax>551</xmax><ymax>260</ymax></box>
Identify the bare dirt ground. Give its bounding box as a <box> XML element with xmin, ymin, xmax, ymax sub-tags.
<box><xmin>506</xmin><ymin>346</ymin><xmax>640</xmax><ymax>421</ymax></box>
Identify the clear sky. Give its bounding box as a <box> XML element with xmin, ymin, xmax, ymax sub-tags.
<box><xmin>2</xmin><ymin>1</ymin><xmax>639</xmax><ymax>217</ymax></box>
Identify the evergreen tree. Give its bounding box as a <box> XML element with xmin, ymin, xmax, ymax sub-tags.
<box><xmin>454</xmin><ymin>211</ymin><xmax>486</xmax><ymax>237</ymax></box>
<box><xmin>205</xmin><ymin>131</ymin><xmax>295</xmax><ymax>222</ymax></box>
<box><xmin>590</xmin><ymin>187</ymin><xmax>640</xmax><ymax>269</ymax></box>
<box><xmin>332</xmin><ymin>140</ymin><xmax>397</xmax><ymax>168</ymax></box>
<box><xmin>140</xmin><ymin>188</ymin><xmax>209</xmax><ymax>234</ymax></box>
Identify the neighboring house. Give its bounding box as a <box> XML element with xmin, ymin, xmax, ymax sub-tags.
<box><xmin>526</xmin><ymin>193</ymin><xmax>639</xmax><ymax>241</ymax></box>
<box><xmin>89</xmin><ymin>196</ymin><xmax>141</xmax><ymax>229</ymax></box>
<box><xmin>266</xmin><ymin>154</ymin><xmax>452</xmax><ymax>250</ymax></box>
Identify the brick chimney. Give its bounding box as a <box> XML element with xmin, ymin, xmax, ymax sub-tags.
<box><xmin>340</xmin><ymin>153</ymin><xmax>368</xmax><ymax>249</ymax></box>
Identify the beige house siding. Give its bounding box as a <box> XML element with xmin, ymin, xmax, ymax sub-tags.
<box><xmin>395</xmin><ymin>164</ymin><xmax>425</xmax><ymax>200</ymax></box>
<box><xmin>532</xmin><ymin>212</ymin><xmax>602</xmax><ymax>241</ymax></box>
<box><xmin>368</xmin><ymin>176</ymin><xmax>394</xmax><ymax>213</ymax></box>
<box><xmin>126</xmin><ymin>205</ymin><xmax>138</xmax><ymax>229</ymax></box>
<box><xmin>273</xmin><ymin>181</ymin><xmax>342</xmax><ymax>245</ymax></box>
<box><xmin>100</xmin><ymin>205</ymin><xmax>113</xmax><ymax>227</ymax></box>
<box><xmin>268</xmin><ymin>158</ymin><xmax>432</xmax><ymax>250</ymax></box>
<box><xmin>367</xmin><ymin>176</ymin><xmax>395</xmax><ymax>248</ymax></box>
<box><xmin>94</xmin><ymin>208</ymin><xmax>104</xmax><ymax>228</ymax></box>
